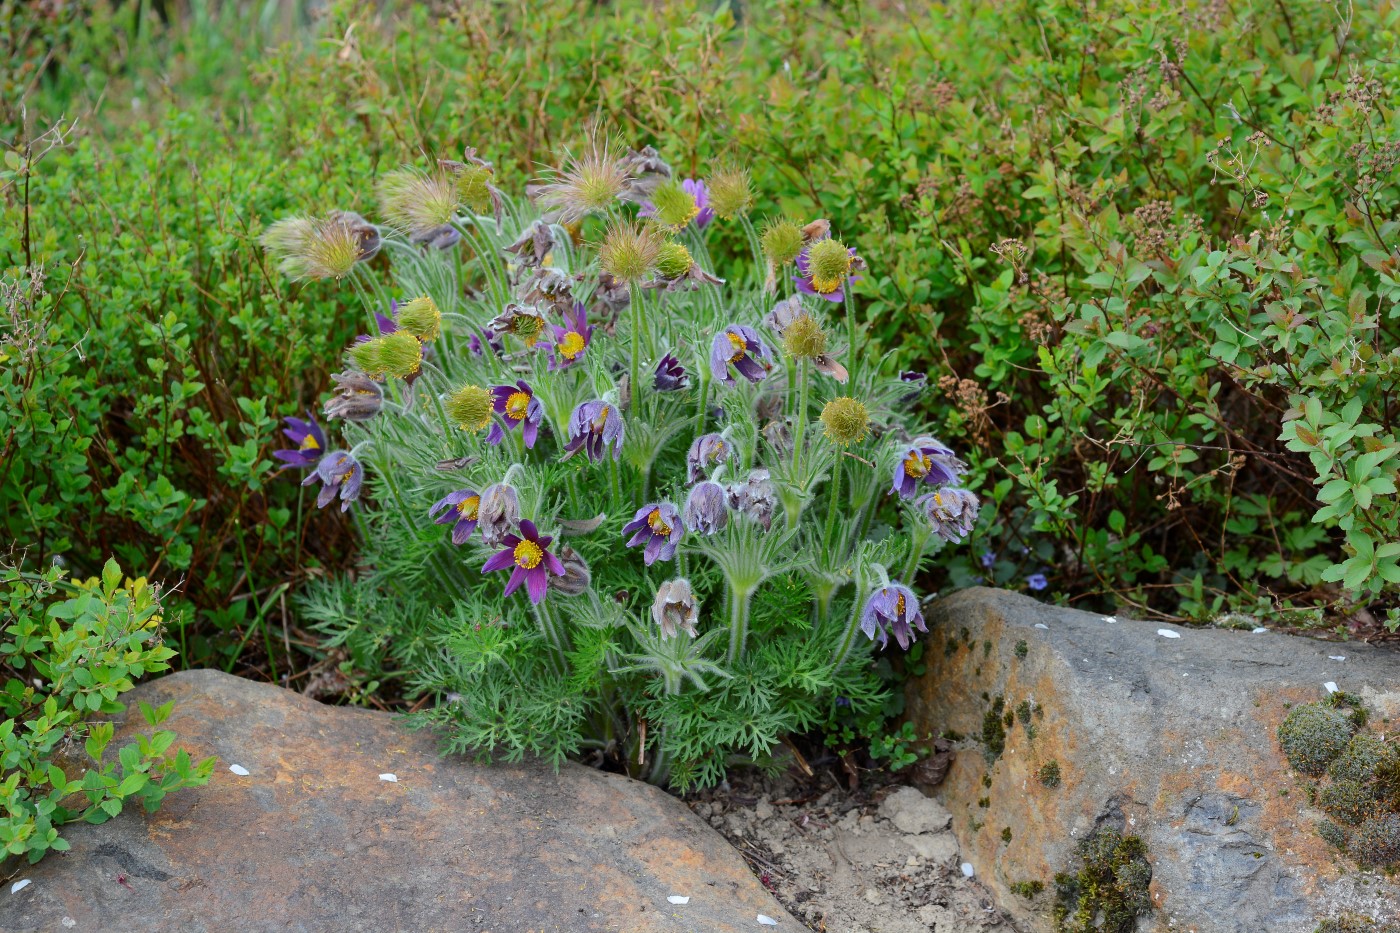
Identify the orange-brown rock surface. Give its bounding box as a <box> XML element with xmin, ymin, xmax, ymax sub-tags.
<box><xmin>905</xmin><ymin>588</ymin><xmax>1400</xmax><ymax>933</ymax></box>
<box><xmin>0</xmin><ymin>669</ymin><xmax>795</xmax><ymax>933</ymax></box>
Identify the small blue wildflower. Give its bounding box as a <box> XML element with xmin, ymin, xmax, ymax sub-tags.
<box><xmin>1027</xmin><ymin>573</ymin><xmax>1049</xmax><ymax>592</ymax></box>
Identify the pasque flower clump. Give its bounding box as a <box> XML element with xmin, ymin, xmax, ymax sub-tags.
<box><xmin>266</xmin><ymin>138</ymin><xmax>979</xmax><ymax>788</ymax></box>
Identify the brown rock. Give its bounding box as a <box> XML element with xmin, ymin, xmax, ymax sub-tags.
<box><xmin>905</xmin><ymin>588</ymin><xmax>1400</xmax><ymax>933</ymax></box>
<box><xmin>0</xmin><ymin>669</ymin><xmax>794</xmax><ymax>932</ymax></box>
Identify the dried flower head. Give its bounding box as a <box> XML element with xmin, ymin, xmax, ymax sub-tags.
<box><xmin>820</xmin><ymin>397</ymin><xmax>870</xmax><ymax>445</ymax></box>
<box><xmin>707</xmin><ymin>164</ymin><xmax>754</xmax><ymax>219</ymax></box>
<box><xmin>646</xmin><ymin>179</ymin><xmax>701</xmax><ymax>231</ymax></box>
<box><xmin>262</xmin><ymin>213</ymin><xmax>376</xmax><ymax>281</ymax></box>
<box><xmin>727</xmin><ymin>469</ymin><xmax>777</xmax><ymax>530</ymax></box>
<box><xmin>323</xmin><ymin>371</ymin><xmax>384</xmax><ymax>422</ymax></box>
<box><xmin>652</xmin><ymin>578</ymin><xmax>700</xmax><ymax>638</ymax></box>
<box><xmin>598</xmin><ymin>220</ymin><xmax>664</xmax><ymax>283</ymax></box>
<box><xmin>477</xmin><ymin>483</ymin><xmax>522</xmax><ymax>548</ymax></box>
<box><xmin>647</xmin><ymin>241</ymin><xmax>723</xmax><ymax>291</ymax></box>
<box><xmin>504</xmin><ymin>220</ymin><xmax>555</xmax><ymax>269</ymax></box>
<box><xmin>395</xmin><ymin>295</ymin><xmax>441</xmax><ymax>341</ymax></box>
<box><xmin>377</xmin><ymin>168</ymin><xmax>460</xmax><ymax>237</ymax></box>
<box><xmin>618</xmin><ymin>145</ymin><xmax>673</xmax><ymax>202</ymax></box>
<box><xmin>534</xmin><ymin>137</ymin><xmax>631</xmax><ymax>224</ymax></box>
<box><xmin>916</xmin><ymin>486</ymin><xmax>980</xmax><ymax>543</ymax></box>
<box><xmin>439</xmin><ymin>147</ymin><xmax>503</xmax><ymax>219</ymax></box>
<box><xmin>684</xmin><ymin>481</ymin><xmax>730</xmax><ymax>536</ymax></box>
<box><xmin>782</xmin><ymin>313</ymin><xmax>828</xmax><ymax>359</ymax></box>
<box><xmin>760</xmin><ymin>218</ymin><xmax>806</xmax><ymax>269</ymax></box>
<box><xmin>446</xmin><ymin>384</ymin><xmax>493</xmax><ymax>432</ymax></box>
<box><xmin>553</xmin><ymin>544</ymin><xmax>592</xmax><ymax>597</ymax></box>
<box><xmin>488</xmin><ymin>302</ymin><xmax>550</xmax><ymax>347</ymax></box>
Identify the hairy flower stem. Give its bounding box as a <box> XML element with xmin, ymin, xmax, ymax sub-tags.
<box><xmin>792</xmin><ymin>358</ymin><xmax>811</xmax><ymax>489</ymax></box>
<box><xmin>531</xmin><ymin>601</ymin><xmax>569</xmax><ymax>676</ymax></box>
<box><xmin>629</xmin><ymin>285</ymin><xmax>643</xmax><ymax>412</ymax></box>
<box><xmin>844</xmin><ymin>288</ymin><xmax>859</xmax><ymax>387</ymax></box>
<box><xmin>901</xmin><ymin>522</ymin><xmax>933</xmax><ymax>586</ymax></box>
<box><xmin>823</xmin><ymin>454</ymin><xmax>843</xmax><ymax>556</ymax></box>
<box><xmin>646</xmin><ymin>724</ymin><xmax>672</xmax><ymax>786</ymax></box>
<box><xmin>727</xmin><ymin>582</ymin><xmax>756</xmax><ymax>664</ymax></box>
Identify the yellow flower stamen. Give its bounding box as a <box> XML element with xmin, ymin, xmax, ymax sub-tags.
<box><xmin>514</xmin><ymin>539</ymin><xmax>543</xmax><ymax>570</ymax></box>
<box><xmin>300</xmin><ymin>435</ymin><xmax>321</xmax><ymax>452</ymax></box>
<box><xmin>505</xmin><ymin>391</ymin><xmax>532</xmax><ymax>422</ymax></box>
<box><xmin>727</xmin><ymin>331</ymin><xmax>747</xmax><ymax>363</ymax></box>
<box><xmin>905</xmin><ymin>451</ymin><xmax>932</xmax><ymax>479</ymax></box>
<box><xmin>457</xmin><ymin>496</ymin><xmax>480</xmax><ymax>520</ymax></box>
<box><xmin>558</xmin><ymin>331</ymin><xmax>586</xmax><ymax>360</ymax></box>
<box><xmin>647</xmin><ymin>508</ymin><xmax>672</xmax><ymax>537</ymax></box>
<box><xmin>896</xmin><ymin>592</ymin><xmax>906</xmax><ymax>615</ymax></box>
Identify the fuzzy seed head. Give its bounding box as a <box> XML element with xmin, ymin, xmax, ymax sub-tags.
<box><xmin>349</xmin><ymin>340</ymin><xmax>384</xmax><ymax>377</ymax></box>
<box><xmin>534</xmin><ymin>138</ymin><xmax>630</xmax><ymax>224</ymax></box>
<box><xmin>808</xmin><ymin>237</ymin><xmax>854</xmax><ymax>293</ymax></box>
<box><xmin>820</xmin><ymin>397</ymin><xmax>870</xmax><ymax>445</ymax></box>
<box><xmin>760</xmin><ymin>218</ymin><xmax>805</xmax><ymax>268</ymax></box>
<box><xmin>262</xmin><ymin>215</ymin><xmax>363</xmax><ymax>281</ymax></box>
<box><xmin>656</xmin><ymin>241</ymin><xmax>694</xmax><ymax>279</ymax></box>
<box><xmin>395</xmin><ymin>296</ymin><xmax>441</xmax><ymax>341</ymax></box>
<box><xmin>446</xmin><ymin>384</ymin><xmax>493</xmax><ymax>432</ymax></box>
<box><xmin>375</xmin><ymin>331</ymin><xmax>424</xmax><ymax>379</ymax></box>
<box><xmin>707</xmin><ymin>164</ymin><xmax>754</xmax><ymax>219</ymax></box>
<box><xmin>649</xmin><ymin>179</ymin><xmax>700</xmax><ymax>230</ymax></box>
<box><xmin>378</xmin><ymin>168</ymin><xmax>459</xmax><ymax>235</ymax></box>
<box><xmin>782</xmin><ymin>313</ymin><xmax>828</xmax><ymax>359</ymax></box>
<box><xmin>598</xmin><ymin>220</ymin><xmax>664</xmax><ymax>284</ymax></box>
<box><xmin>454</xmin><ymin>164</ymin><xmax>495</xmax><ymax>215</ymax></box>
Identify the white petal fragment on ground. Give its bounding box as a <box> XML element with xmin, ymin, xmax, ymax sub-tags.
<box><xmin>1157</xmin><ymin>629</ymin><xmax>1181</xmax><ymax>639</ymax></box>
<box><xmin>1034</xmin><ymin>623</ymin><xmax>1049</xmax><ymax>630</ymax></box>
<box><xmin>10</xmin><ymin>880</ymin><xmax>31</xmax><ymax>894</ymax></box>
<box><xmin>1325</xmin><ymin>682</ymin><xmax>1339</xmax><ymax>694</ymax></box>
<box><xmin>960</xmin><ymin>862</ymin><xmax>975</xmax><ymax>878</ymax></box>
<box><xmin>379</xmin><ymin>773</ymin><xmax>399</xmax><ymax>783</ymax></box>
<box><xmin>1329</xmin><ymin>656</ymin><xmax>1346</xmax><ymax>661</ymax></box>
<box><xmin>757</xmin><ymin>916</ymin><xmax>779</xmax><ymax>926</ymax></box>
<box><xmin>1103</xmin><ymin>616</ymin><xmax>1117</xmax><ymax>624</ymax></box>
<box><xmin>1252</xmin><ymin>627</ymin><xmax>1268</xmax><ymax>633</ymax></box>
<box><xmin>667</xmin><ymin>896</ymin><xmax>690</xmax><ymax>905</ymax></box>
<box><xmin>228</xmin><ymin>764</ymin><xmax>250</xmax><ymax>776</ymax></box>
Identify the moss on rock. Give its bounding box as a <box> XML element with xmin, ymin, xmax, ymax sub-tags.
<box><xmin>1052</xmin><ymin>828</ymin><xmax>1153</xmax><ymax>933</ymax></box>
<box><xmin>1277</xmin><ymin>702</ymin><xmax>1355</xmax><ymax>775</ymax></box>
<box><xmin>1328</xmin><ymin>734</ymin><xmax>1389</xmax><ymax>785</ymax></box>
<box><xmin>1318</xmin><ymin>780</ymin><xmax>1380</xmax><ymax>826</ymax></box>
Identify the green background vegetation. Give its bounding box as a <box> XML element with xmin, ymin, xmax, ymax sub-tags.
<box><xmin>3</xmin><ymin>0</ymin><xmax>1399</xmax><ymax>688</ymax></box>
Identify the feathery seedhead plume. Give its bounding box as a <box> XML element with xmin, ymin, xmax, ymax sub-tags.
<box><xmin>618</xmin><ymin>145</ymin><xmax>673</xmax><ymax>201</ymax></box>
<box><xmin>446</xmin><ymin>384</ymin><xmax>493</xmax><ymax>433</ymax></box>
<box><xmin>534</xmin><ymin>135</ymin><xmax>631</xmax><ymax>224</ymax></box>
<box><xmin>598</xmin><ymin>219</ymin><xmax>664</xmax><ymax>284</ymax></box>
<box><xmin>782</xmin><ymin>313</ymin><xmax>828</xmax><ymax>359</ymax></box>
<box><xmin>377</xmin><ymin>167</ymin><xmax>460</xmax><ymax>238</ymax></box>
<box><xmin>488</xmin><ymin>302</ymin><xmax>550</xmax><ymax>347</ymax></box>
<box><xmin>707</xmin><ymin>164</ymin><xmax>754</xmax><ymax>220</ymax></box>
<box><xmin>262</xmin><ymin>213</ymin><xmax>376</xmax><ymax>281</ymax></box>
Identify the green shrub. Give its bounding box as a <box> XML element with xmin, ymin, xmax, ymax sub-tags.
<box><xmin>1</xmin><ymin>559</ymin><xmax>215</xmax><ymax>866</ymax></box>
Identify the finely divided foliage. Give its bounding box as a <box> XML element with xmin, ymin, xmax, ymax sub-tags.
<box><xmin>270</xmin><ymin>145</ymin><xmax>976</xmax><ymax>787</ymax></box>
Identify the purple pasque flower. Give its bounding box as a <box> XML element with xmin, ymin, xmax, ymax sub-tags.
<box><xmin>860</xmin><ymin>583</ymin><xmax>927</xmax><ymax>650</ymax></box>
<box><xmin>468</xmin><ymin>330</ymin><xmax>503</xmax><ymax>357</ymax></box>
<box><xmin>480</xmin><ymin>519</ymin><xmax>566</xmax><ymax>605</ymax></box>
<box><xmin>684</xmin><ymin>179</ymin><xmax>714</xmax><ymax>229</ymax></box>
<box><xmin>916</xmin><ymin>486</ymin><xmax>979</xmax><ymax>543</ymax></box>
<box><xmin>622</xmin><ymin>502</ymin><xmax>684</xmax><ymax>565</ymax></box>
<box><xmin>1026</xmin><ymin>572</ymin><xmax>1049</xmax><ymax>592</ymax></box>
<box><xmin>550</xmin><ymin>303</ymin><xmax>593</xmax><ymax>371</ymax></box>
<box><xmin>891</xmin><ymin>436</ymin><xmax>965</xmax><ymax>499</ymax></box>
<box><xmin>709</xmin><ymin>324</ymin><xmax>771</xmax><ymax>386</ymax></box>
<box><xmin>302</xmin><ymin>450</ymin><xmax>364</xmax><ymax>512</ymax></box>
<box><xmin>683</xmin><ymin>481</ymin><xmax>729</xmax><ymax>535</ymax></box>
<box><xmin>273</xmin><ymin>413</ymin><xmax>327</xmax><ymax>469</ymax></box>
<box><xmin>654</xmin><ymin>353</ymin><xmax>689</xmax><ymax>391</ymax></box>
<box><xmin>794</xmin><ymin>242</ymin><xmax>863</xmax><ymax>303</ymax></box>
<box><xmin>485</xmin><ymin>380</ymin><xmax>544</xmax><ymax>448</ymax></box>
<box><xmin>686</xmin><ymin>433</ymin><xmax>732</xmax><ymax>483</ymax></box>
<box><xmin>562</xmin><ymin>400</ymin><xmax>625</xmax><ymax>462</ymax></box>
<box><xmin>429</xmin><ymin>489</ymin><xmax>481</xmax><ymax>545</ymax></box>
